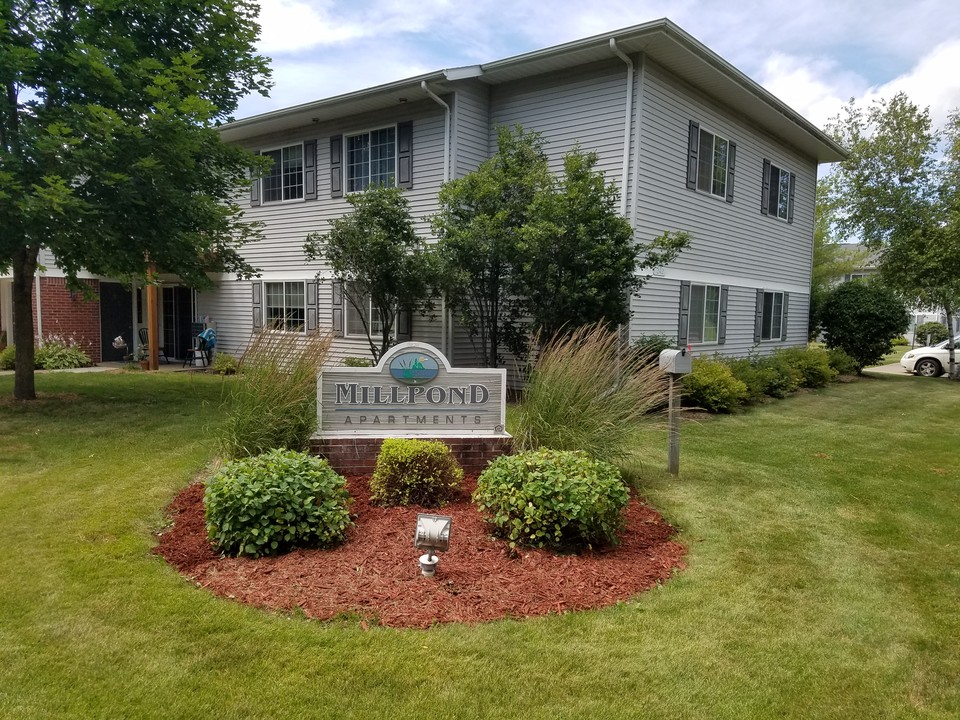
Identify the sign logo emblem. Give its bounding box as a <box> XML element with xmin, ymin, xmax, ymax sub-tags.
<box><xmin>389</xmin><ymin>352</ymin><xmax>439</xmax><ymax>385</ymax></box>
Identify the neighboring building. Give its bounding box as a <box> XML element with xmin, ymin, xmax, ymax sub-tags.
<box><xmin>1</xmin><ymin>19</ymin><xmax>848</xmax><ymax>366</ymax></box>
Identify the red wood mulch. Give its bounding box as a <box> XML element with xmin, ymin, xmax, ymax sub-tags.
<box><xmin>154</xmin><ymin>476</ymin><xmax>686</xmax><ymax>629</ymax></box>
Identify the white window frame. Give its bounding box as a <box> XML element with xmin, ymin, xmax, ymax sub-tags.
<box><xmin>264</xmin><ymin>281</ymin><xmax>306</xmax><ymax>332</ymax></box>
<box><xmin>695</xmin><ymin>127</ymin><xmax>730</xmax><ymax>199</ymax></box>
<box><xmin>344</xmin><ymin>284</ymin><xmax>385</xmax><ymax>339</ymax></box>
<box><xmin>689</xmin><ymin>284</ymin><xmax>722</xmax><ymax>344</ymax></box>
<box><xmin>260</xmin><ymin>143</ymin><xmax>305</xmax><ymax>204</ymax></box>
<box><xmin>760</xmin><ymin>291</ymin><xmax>784</xmax><ymax>341</ymax></box>
<box><xmin>345</xmin><ymin>125</ymin><xmax>397</xmax><ymax>193</ymax></box>
<box><xmin>767</xmin><ymin>163</ymin><xmax>793</xmax><ymax>220</ymax></box>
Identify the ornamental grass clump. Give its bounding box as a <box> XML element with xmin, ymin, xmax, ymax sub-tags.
<box><xmin>217</xmin><ymin>325</ymin><xmax>332</xmax><ymax>459</ymax></box>
<box><xmin>513</xmin><ymin>323</ymin><xmax>669</xmax><ymax>464</ymax></box>
<box><xmin>370</xmin><ymin>438</ymin><xmax>464</xmax><ymax>506</ymax></box>
<box><xmin>474</xmin><ymin>449</ymin><xmax>629</xmax><ymax>551</ymax></box>
<box><xmin>204</xmin><ymin>449</ymin><xmax>352</xmax><ymax>558</ymax></box>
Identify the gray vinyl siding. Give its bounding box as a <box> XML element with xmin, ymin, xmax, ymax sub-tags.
<box><xmin>634</xmin><ymin>59</ymin><xmax>817</xmax><ymax>292</ymax></box>
<box><xmin>199</xmin><ymin>99</ymin><xmax>448</xmax><ymax>357</ymax></box>
<box><xmin>453</xmin><ymin>80</ymin><xmax>490</xmax><ymax>178</ymax></box>
<box><xmin>489</xmin><ymin>59</ymin><xmax>628</xmax><ymax>180</ymax></box>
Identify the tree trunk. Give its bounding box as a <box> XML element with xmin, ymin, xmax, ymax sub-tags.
<box><xmin>12</xmin><ymin>245</ymin><xmax>39</xmax><ymax>400</ymax></box>
<box><xmin>946</xmin><ymin>306</ymin><xmax>957</xmax><ymax>380</ymax></box>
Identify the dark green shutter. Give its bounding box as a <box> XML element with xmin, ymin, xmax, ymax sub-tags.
<box><xmin>304</xmin><ymin>140</ymin><xmax>317</xmax><ymax>201</ymax></box>
<box><xmin>787</xmin><ymin>173</ymin><xmax>796</xmax><ymax>224</ymax></box>
<box><xmin>330</xmin><ymin>135</ymin><xmax>343</xmax><ymax>198</ymax></box>
<box><xmin>754</xmin><ymin>289</ymin><xmax>764</xmax><ymax>343</ymax></box>
<box><xmin>250</xmin><ymin>151</ymin><xmax>261</xmax><ymax>207</ymax></box>
<box><xmin>761</xmin><ymin>159</ymin><xmax>771</xmax><ymax>215</ymax></box>
<box><xmin>725</xmin><ymin>141</ymin><xmax>736</xmax><ymax>203</ymax></box>
<box><xmin>306</xmin><ymin>281</ymin><xmax>318</xmax><ymax>331</ymax></box>
<box><xmin>331</xmin><ymin>281</ymin><xmax>344</xmax><ymax>337</ymax></box>
<box><xmin>395</xmin><ymin>308</ymin><xmax>411</xmax><ymax>341</ymax></box>
<box><xmin>718</xmin><ymin>285</ymin><xmax>729</xmax><ymax>344</ymax></box>
<box><xmin>252</xmin><ymin>281</ymin><xmax>262</xmax><ymax>329</ymax></box>
<box><xmin>781</xmin><ymin>293</ymin><xmax>789</xmax><ymax>341</ymax></box>
<box><xmin>686</xmin><ymin>121</ymin><xmax>699</xmax><ymax>190</ymax></box>
<box><xmin>397</xmin><ymin>121</ymin><xmax>413</xmax><ymax>189</ymax></box>
<box><xmin>678</xmin><ymin>281</ymin><xmax>691</xmax><ymax>346</ymax></box>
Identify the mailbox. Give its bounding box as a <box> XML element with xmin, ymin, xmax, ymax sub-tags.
<box><xmin>658</xmin><ymin>348</ymin><xmax>692</xmax><ymax>375</ymax></box>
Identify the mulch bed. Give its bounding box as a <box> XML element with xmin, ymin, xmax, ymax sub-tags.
<box><xmin>154</xmin><ymin>476</ymin><xmax>686</xmax><ymax>629</ymax></box>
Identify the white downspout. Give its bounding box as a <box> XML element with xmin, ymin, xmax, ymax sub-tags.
<box><xmin>631</xmin><ymin>53</ymin><xmax>645</xmax><ymax>229</ymax></box>
<box><xmin>34</xmin><ymin>273</ymin><xmax>43</xmax><ymax>339</ymax></box>
<box><xmin>422</xmin><ymin>80</ymin><xmax>453</xmax><ymax>357</ymax></box>
<box><xmin>610</xmin><ymin>38</ymin><xmax>634</xmax><ymax>218</ymax></box>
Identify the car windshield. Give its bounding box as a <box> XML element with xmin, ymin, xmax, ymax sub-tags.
<box><xmin>933</xmin><ymin>336</ymin><xmax>960</xmax><ymax>349</ymax></box>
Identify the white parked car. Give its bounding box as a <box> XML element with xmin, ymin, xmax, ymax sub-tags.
<box><xmin>900</xmin><ymin>336</ymin><xmax>960</xmax><ymax>377</ymax></box>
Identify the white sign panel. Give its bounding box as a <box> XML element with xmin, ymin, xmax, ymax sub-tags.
<box><xmin>316</xmin><ymin>342</ymin><xmax>508</xmax><ymax>438</ymax></box>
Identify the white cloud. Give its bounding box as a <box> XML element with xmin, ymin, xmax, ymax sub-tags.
<box><xmin>256</xmin><ymin>0</ymin><xmax>363</xmax><ymax>54</ymax></box>
<box><xmin>867</xmin><ymin>40</ymin><xmax>960</xmax><ymax>128</ymax></box>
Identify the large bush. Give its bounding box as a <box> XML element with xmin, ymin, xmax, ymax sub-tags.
<box><xmin>820</xmin><ymin>281</ymin><xmax>909</xmax><ymax>373</ymax></box>
<box><xmin>218</xmin><ymin>326</ymin><xmax>332</xmax><ymax>458</ymax></box>
<box><xmin>0</xmin><ymin>346</ymin><xmax>14</xmax><ymax>371</ymax></box>
<box><xmin>474</xmin><ymin>449</ymin><xmax>629</xmax><ymax>551</ymax></box>
<box><xmin>204</xmin><ymin>449</ymin><xmax>351</xmax><ymax>558</ymax></box>
<box><xmin>774</xmin><ymin>346</ymin><xmax>837</xmax><ymax>388</ymax></box>
<box><xmin>914</xmin><ymin>321</ymin><xmax>948</xmax><ymax>346</ymax></box>
<box><xmin>370</xmin><ymin>438</ymin><xmax>464</xmax><ymax>507</ymax></box>
<box><xmin>682</xmin><ymin>358</ymin><xmax>748</xmax><ymax>413</ymax></box>
<box><xmin>513</xmin><ymin>323</ymin><xmax>668</xmax><ymax>463</ymax></box>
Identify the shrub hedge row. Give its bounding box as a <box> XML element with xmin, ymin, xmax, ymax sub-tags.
<box><xmin>683</xmin><ymin>346</ymin><xmax>852</xmax><ymax>413</ymax></box>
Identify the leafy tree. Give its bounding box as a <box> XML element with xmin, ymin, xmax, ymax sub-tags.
<box><xmin>809</xmin><ymin>176</ymin><xmax>866</xmax><ymax>338</ymax></box>
<box><xmin>304</xmin><ymin>185</ymin><xmax>438</xmax><ymax>361</ymax></box>
<box><xmin>518</xmin><ymin>147</ymin><xmax>688</xmax><ymax>342</ymax></box>
<box><xmin>819</xmin><ymin>280</ymin><xmax>909</xmax><ymax>374</ymax></box>
<box><xmin>826</xmin><ymin>93</ymin><xmax>960</xmax><ymax>377</ymax></box>
<box><xmin>432</xmin><ymin>125</ymin><xmax>551</xmax><ymax>366</ymax></box>
<box><xmin>0</xmin><ymin>0</ymin><xmax>271</xmax><ymax>399</ymax></box>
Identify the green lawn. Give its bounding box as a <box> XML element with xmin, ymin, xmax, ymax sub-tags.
<box><xmin>1</xmin><ymin>370</ymin><xmax>958</xmax><ymax>719</ymax></box>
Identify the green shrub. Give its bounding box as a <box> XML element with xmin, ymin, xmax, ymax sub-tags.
<box><xmin>682</xmin><ymin>358</ymin><xmax>748</xmax><ymax>412</ymax></box>
<box><xmin>826</xmin><ymin>347</ymin><xmax>858</xmax><ymax>375</ymax></box>
<box><xmin>34</xmin><ymin>335</ymin><xmax>91</xmax><ymax>370</ymax></box>
<box><xmin>342</xmin><ymin>356</ymin><xmax>374</xmax><ymax>367</ymax></box>
<box><xmin>369</xmin><ymin>438</ymin><xmax>464</xmax><ymax>506</ymax></box>
<box><xmin>914</xmin><ymin>321</ymin><xmax>948</xmax><ymax>346</ymax></box>
<box><xmin>204</xmin><ymin>449</ymin><xmax>352</xmax><ymax>558</ymax></box>
<box><xmin>211</xmin><ymin>353</ymin><xmax>238</xmax><ymax>375</ymax></box>
<box><xmin>514</xmin><ymin>323</ymin><xmax>669</xmax><ymax>463</ymax></box>
<box><xmin>726</xmin><ymin>357</ymin><xmax>779</xmax><ymax>402</ymax></box>
<box><xmin>473</xmin><ymin>449</ymin><xmax>629</xmax><ymax>551</ymax></box>
<box><xmin>820</xmin><ymin>282</ymin><xmax>909</xmax><ymax>373</ymax></box>
<box><xmin>774</xmin><ymin>346</ymin><xmax>837</xmax><ymax>388</ymax></box>
<box><xmin>0</xmin><ymin>345</ymin><xmax>14</xmax><ymax>371</ymax></box>
<box><xmin>632</xmin><ymin>333</ymin><xmax>676</xmax><ymax>365</ymax></box>
<box><xmin>218</xmin><ymin>325</ymin><xmax>332</xmax><ymax>459</ymax></box>
<box><xmin>753</xmin><ymin>355</ymin><xmax>802</xmax><ymax>398</ymax></box>
<box><xmin>891</xmin><ymin>335</ymin><xmax>909</xmax><ymax>346</ymax></box>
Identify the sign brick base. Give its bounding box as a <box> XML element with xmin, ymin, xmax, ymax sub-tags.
<box><xmin>310</xmin><ymin>437</ymin><xmax>513</xmax><ymax>476</ymax></box>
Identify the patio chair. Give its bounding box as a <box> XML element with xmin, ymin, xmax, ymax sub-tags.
<box><xmin>183</xmin><ymin>336</ymin><xmax>208</xmax><ymax>368</ymax></box>
<box><xmin>137</xmin><ymin>327</ymin><xmax>169</xmax><ymax>364</ymax></box>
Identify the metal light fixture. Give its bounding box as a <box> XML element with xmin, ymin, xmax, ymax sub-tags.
<box><xmin>414</xmin><ymin>513</ymin><xmax>451</xmax><ymax>577</ymax></box>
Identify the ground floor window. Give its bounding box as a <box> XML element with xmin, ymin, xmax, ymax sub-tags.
<box><xmin>689</xmin><ymin>284</ymin><xmax>721</xmax><ymax>343</ymax></box>
<box><xmin>265</xmin><ymin>281</ymin><xmax>305</xmax><ymax>332</ymax></box>
<box><xmin>345</xmin><ymin>285</ymin><xmax>384</xmax><ymax>338</ymax></box>
<box><xmin>760</xmin><ymin>291</ymin><xmax>784</xmax><ymax>341</ymax></box>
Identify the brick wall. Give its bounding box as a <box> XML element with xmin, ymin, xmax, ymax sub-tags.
<box><xmin>32</xmin><ymin>278</ymin><xmax>102</xmax><ymax>363</ymax></box>
<box><xmin>310</xmin><ymin>436</ymin><xmax>514</xmax><ymax>476</ymax></box>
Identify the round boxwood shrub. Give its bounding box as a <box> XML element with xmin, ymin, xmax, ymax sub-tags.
<box><xmin>370</xmin><ymin>438</ymin><xmax>464</xmax><ymax>506</ymax></box>
<box><xmin>914</xmin><ymin>321</ymin><xmax>948</xmax><ymax>346</ymax></box>
<box><xmin>204</xmin><ymin>449</ymin><xmax>352</xmax><ymax>557</ymax></box>
<box><xmin>473</xmin><ymin>449</ymin><xmax>629</xmax><ymax>551</ymax></box>
<box><xmin>774</xmin><ymin>347</ymin><xmax>837</xmax><ymax>388</ymax></box>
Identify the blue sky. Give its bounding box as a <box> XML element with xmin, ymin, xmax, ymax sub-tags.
<box><xmin>237</xmin><ymin>0</ymin><xmax>960</xmax><ymax>132</ymax></box>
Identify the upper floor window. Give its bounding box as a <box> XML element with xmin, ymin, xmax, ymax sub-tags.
<box><xmin>262</xmin><ymin>144</ymin><xmax>304</xmax><ymax>203</ymax></box>
<box><xmin>762</xmin><ymin>160</ymin><xmax>795</xmax><ymax>222</ymax></box>
<box><xmin>265</xmin><ymin>281</ymin><xmax>305</xmax><ymax>332</ymax></box>
<box><xmin>687</xmin><ymin>121</ymin><xmax>736</xmax><ymax>202</ymax></box>
<box><xmin>347</xmin><ymin>127</ymin><xmax>396</xmax><ymax>193</ymax></box>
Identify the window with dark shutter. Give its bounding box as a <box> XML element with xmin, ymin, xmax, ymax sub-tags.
<box><xmin>687</xmin><ymin>121</ymin><xmax>732</xmax><ymax>201</ymax></box>
<box><xmin>762</xmin><ymin>161</ymin><xmax>794</xmax><ymax>221</ymax></box>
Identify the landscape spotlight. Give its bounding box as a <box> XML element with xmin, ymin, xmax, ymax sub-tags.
<box><xmin>414</xmin><ymin>513</ymin><xmax>451</xmax><ymax>578</ymax></box>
